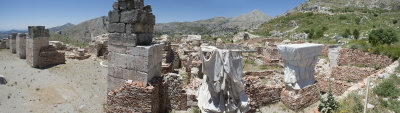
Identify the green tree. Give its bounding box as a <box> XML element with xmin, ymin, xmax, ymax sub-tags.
<box><xmin>353</xmin><ymin>29</ymin><xmax>360</xmax><ymax>40</ymax></box>
<box><xmin>368</xmin><ymin>28</ymin><xmax>398</xmax><ymax>46</ymax></box>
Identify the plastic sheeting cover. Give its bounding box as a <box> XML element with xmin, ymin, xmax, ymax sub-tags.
<box><xmin>197</xmin><ymin>46</ymin><xmax>250</xmax><ymax>113</ymax></box>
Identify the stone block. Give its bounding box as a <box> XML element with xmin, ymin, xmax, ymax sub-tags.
<box><xmin>28</xmin><ymin>26</ymin><xmax>50</xmax><ymax>38</ymax></box>
<box><xmin>126</xmin><ymin>0</ymin><xmax>144</xmax><ymax>10</ymax></box>
<box><xmin>110</xmin><ymin>52</ymin><xmax>127</xmax><ymax>69</ymax></box>
<box><xmin>112</xmin><ymin>2</ymin><xmax>119</xmax><ymax>10</ymax></box>
<box><xmin>136</xmin><ymin>33</ymin><xmax>153</xmax><ymax>45</ymax></box>
<box><xmin>107</xmin><ymin>75</ymin><xmax>126</xmax><ymax>91</ymax></box>
<box><xmin>109</xmin><ymin>33</ymin><xmax>137</xmax><ymax>47</ymax></box>
<box><xmin>108</xmin><ymin>10</ymin><xmax>120</xmax><ymax>23</ymax></box>
<box><xmin>108</xmin><ymin>45</ymin><xmax>127</xmax><ymax>54</ymax></box>
<box><xmin>108</xmin><ymin>23</ymin><xmax>125</xmax><ymax>33</ymax></box>
<box><xmin>118</xmin><ymin>1</ymin><xmax>127</xmax><ymax>10</ymax></box>
<box><xmin>126</xmin><ymin>23</ymin><xmax>153</xmax><ymax>34</ymax></box>
<box><xmin>143</xmin><ymin>5</ymin><xmax>152</xmax><ymax>12</ymax></box>
<box><xmin>10</xmin><ymin>33</ymin><xmax>17</xmax><ymax>53</ymax></box>
<box><xmin>277</xmin><ymin>43</ymin><xmax>323</xmax><ymax>90</ymax></box>
<box><xmin>120</xmin><ymin>10</ymin><xmax>139</xmax><ymax>23</ymax></box>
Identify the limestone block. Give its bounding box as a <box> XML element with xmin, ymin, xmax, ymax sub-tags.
<box><xmin>120</xmin><ymin>10</ymin><xmax>139</xmax><ymax>23</ymax></box>
<box><xmin>109</xmin><ymin>33</ymin><xmax>137</xmax><ymax>47</ymax></box>
<box><xmin>26</xmin><ymin>26</ymin><xmax>50</xmax><ymax>68</ymax></box>
<box><xmin>110</xmin><ymin>52</ymin><xmax>127</xmax><ymax>69</ymax></box>
<box><xmin>28</xmin><ymin>26</ymin><xmax>50</xmax><ymax>38</ymax></box>
<box><xmin>112</xmin><ymin>2</ymin><xmax>119</xmax><ymax>10</ymax></box>
<box><xmin>126</xmin><ymin>0</ymin><xmax>144</xmax><ymax>10</ymax></box>
<box><xmin>16</xmin><ymin>33</ymin><xmax>26</xmax><ymax>59</ymax></box>
<box><xmin>108</xmin><ymin>45</ymin><xmax>127</xmax><ymax>54</ymax></box>
<box><xmin>107</xmin><ymin>75</ymin><xmax>126</xmax><ymax>91</ymax></box>
<box><xmin>10</xmin><ymin>33</ymin><xmax>17</xmax><ymax>53</ymax></box>
<box><xmin>277</xmin><ymin>43</ymin><xmax>323</xmax><ymax>90</ymax></box>
<box><xmin>143</xmin><ymin>5</ymin><xmax>152</xmax><ymax>12</ymax></box>
<box><xmin>108</xmin><ymin>10</ymin><xmax>120</xmax><ymax>23</ymax></box>
<box><xmin>108</xmin><ymin>23</ymin><xmax>125</xmax><ymax>33</ymax></box>
<box><xmin>136</xmin><ymin>33</ymin><xmax>153</xmax><ymax>45</ymax></box>
<box><xmin>118</xmin><ymin>1</ymin><xmax>127</xmax><ymax>10</ymax></box>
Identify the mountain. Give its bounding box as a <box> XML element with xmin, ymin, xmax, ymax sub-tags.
<box><xmin>154</xmin><ymin>9</ymin><xmax>271</xmax><ymax>37</ymax></box>
<box><xmin>49</xmin><ymin>23</ymin><xmax>74</xmax><ymax>33</ymax></box>
<box><xmin>0</xmin><ymin>30</ymin><xmax>27</xmax><ymax>39</ymax></box>
<box><xmin>57</xmin><ymin>16</ymin><xmax>109</xmax><ymax>43</ymax></box>
<box><xmin>253</xmin><ymin>0</ymin><xmax>400</xmax><ymax>39</ymax></box>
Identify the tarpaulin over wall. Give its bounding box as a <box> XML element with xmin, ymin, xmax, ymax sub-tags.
<box><xmin>197</xmin><ymin>46</ymin><xmax>250</xmax><ymax>113</ymax></box>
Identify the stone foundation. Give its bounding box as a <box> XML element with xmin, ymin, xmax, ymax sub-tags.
<box><xmin>164</xmin><ymin>73</ymin><xmax>187</xmax><ymax>110</ymax></box>
<box><xmin>106</xmin><ymin>77</ymin><xmax>164</xmax><ymax>113</ymax></box>
<box><xmin>244</xmin><ymin>76</ymin><xmax>283</xmax><ymax>112</ymax></box>
<box><xmin>10</xmin><ymin>33</ymin><xmax>17</xmax><ymax>53</ymax></box>
<box><xmin>338</xmin><ymin>49</ymin><xmax>393</xmax><ymax>68</ymax></box>
<box><xmin>16</xmin><ymin>33</ymin><xmax>27</xmax><ymax>59</ymax></box>
<box><xmin>280</xmin><ymin>83</ymin><xmax>319</xmax><ymax>111</ymax></box>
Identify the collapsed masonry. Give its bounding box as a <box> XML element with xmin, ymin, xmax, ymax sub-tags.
<box><xmin>106</xmin><ymin>0</ymin><xmax>166</xmax><ymax>112</ymax></box>
<box><xmin>10</xmin><ymin>33</ymin><xmax>17</xmax><ymax>53</ymax></box>
<box><xmin>198</xmin><ymin>46</ymin><xmax>250</xmax><ymax>113</ymax></box>
<box><xmin>26</xmin><ymin>26</ymin><xmax>65</xmax><ymax>68</ymax></box>
<box><xmin>88</xmin><ymin>34</ymin><xmax>109</xmax><ymax>59</ymax></box>
<box><xmin>277</xmin><ymin>43</ymin><xmax>323</xmax><ymax>110</ymax></box>
<box><xmin>16</xmin><ymin>33</ymin><xmax>27</xmax><ymax>59</ymax></box>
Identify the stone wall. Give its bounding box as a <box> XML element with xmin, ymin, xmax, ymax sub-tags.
<box><xmin>37</xmin><ymin>45</ymin><xmax>66</xmax><ymax>68</ymax></box>
<box><xmin>107</xmin><ymin>77</ymin><xmax>164</xmax><ymax>113</ymax></box>
<box><xmin>244</xmin><ymin>76</ymin><xmax>283</xmax><ymax>112</ymax></box>
<box><xmin>164</xmin><ymin>73</ymin><xmax>187</xmax><ymax>110</ymax></box>
<box><xmin>280</xmin><ymin>83</ymin><xmax>319</xmax><ymax>110</ymax></box>
<box><xmin>338</xmin><ymin>49</ymin><xmax>393</xmax><ymax>68</ymax></box>
<box><xmin>320</xmin><ymin>45</ymin><xmax>329</xmax><ymax>56</ymax></box>
<box><xmin>331</xmin><ymin>66</ymin><xmax>375</xmax><ymax>82</ymax></box>
<box><xmin>16</xmin><ymin>33</ymin><xmax>27</xmax><ymax>59</ymax></box>
<box><xmin>10</xmin><ymin>33</ymin><xmax>17</xmax><ymax>53</ymax></box>
<box><xmin>26</xmin><ymin>26</ymin><xmax>50</xmax><ymax>68</ymax></box>
<box><xmin>107</xmin><ymin>0</ymin><xmax>160</xmax><ymax>91</ymax></box>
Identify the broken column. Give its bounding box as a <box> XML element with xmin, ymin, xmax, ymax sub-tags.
<box><xmin>16</xmin><ymin>33</ymin><xmax>27</xmax><ymax>59</ymax></box>
<box><xmin>277</xmin><ymin>43</ymin><xmax>323</xmax><ymax>110</ymax></box>
<box><xmin>106</xmin><ymin>0</ymin><xmax>164</xmax><ymax>113</ymax></box>
<box><xmin>10</xmin><ymin>33</ymin><xmax>17</xmax><ymax>53</ymax></box>
<box><xmin>197</xmin><ymin>46</ymin><xmax>250</xmax><ymax>113</ymax></box>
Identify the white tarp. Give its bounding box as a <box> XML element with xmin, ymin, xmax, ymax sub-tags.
<box><xmin>277</xmin><ymin>43</ymin><xmax>323</xmax><ymax>90</ymax></box>
<box><xmin>197</xmin><ymin>46</ymin><xmax>250</xmax><ymax>113</ymax></box>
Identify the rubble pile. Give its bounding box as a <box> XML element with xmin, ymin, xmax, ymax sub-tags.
<box><xmin>338</xmin><ymin>49</ymin><xmax>392</xmax><ymax>68</ymax></box>
<box><xmin>38</xmin><ymin>45</ymin><xmax>66</xmax><ymax>68</ymax></box>
<box><xmin>315</xmin><ymin>74</ymin><xmax>351</xmax><ymax>95</ymax></box>
<box><xmin>331</xmin><ymin>66</ymin><xmax>375</xmax><ymax>82</ymax></box>
<box><xmin>67</xmin><ymin>48</ymin><xmax>91</xmax><ymax>60</ymax></box>
<box><xmin>88</xmin><ymin>34</ymin><xmax>109</xmax><ymax>58</ymax></box>
<box><xmin>49</xmin><ymin>41</ymin><xmax>67</xmax><ymax>50</ymax></box>
<box><xmin>164</xmin><ymin>73</ymin><xmax>187</xmax><ymax>110</ymax></box>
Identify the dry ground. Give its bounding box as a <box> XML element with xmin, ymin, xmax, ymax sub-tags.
<box><xmin>0</xmin><ymin>49</ymin><xmax>107</xmax><ymax>113</ymax></box>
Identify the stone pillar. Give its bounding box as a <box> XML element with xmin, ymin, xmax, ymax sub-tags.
<box><xmin>5</xmin><ymin>37</ymin><xmax>10</xmax><ymax>49</ymax></box>
<box><xmin>277</xmin><ymin>43</ymin><xmax>323</xmax><ymax>110</ymax></box>
<box><xmin>10</xmin><ymin>33</ymin><xmax>17</xmax><ymax>53</ymax></box>
<box><xmin>26</xmin><ymin>26</ymin><xmax>50</xmax><ymax>68</ymax></box>
<box><xmin>16</xmin><ymin>33</ymin><xmax>27</xmax><ymax>59</ymax></box>
<box><xmin>107</xmin><ymin>0</ymin><xmax>160</xmax><ymax>91</ymax></box>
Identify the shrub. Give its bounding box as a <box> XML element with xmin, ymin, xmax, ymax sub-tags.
<box><xmin>318</xmin><ymin>80</ymin><xmax>338</xmax><ymax>113</ymax></box>
<box><xmin>353</xmin><ymin>29</ymin><xmax>360</xmax><ymax>40</ymax></box>
<box><xmin>355</xmin><ymin>18</ymin><xmax>361</xmax><ymax>25</ymax></box>
<box><xmin>339</xmin><ymin>15</ymin><xmax>347</xmax><ymax>20</ymax></box>
<box><xmin>342</xmin><ymin>29</ymin><xmax>351</xmax><ymax>38</ymax></box>
<box><xmin>373</xmin><ymin>79</ymin><xmax>399</xmax><ymax>99</ymax></box>
<box><xmin>393</xmin><ymin>19</ymin><xmax>398</xmax><ymax>24</ymax></box>
<box><xmin>368</xmin><ymin>28</ymin><xmax>398</xmax><ymax>46</ymax></box>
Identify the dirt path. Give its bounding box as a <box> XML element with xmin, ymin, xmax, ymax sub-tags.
<box><xmin>0</xmin><ymin>49</ymin><xmax>107</xmax><ymax>113</ymax></box>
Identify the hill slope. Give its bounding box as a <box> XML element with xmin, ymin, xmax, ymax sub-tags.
<box><xmin>57</xmin><ymin>16</ymin><xmax>109</xmax><ymax>43</ymax></box>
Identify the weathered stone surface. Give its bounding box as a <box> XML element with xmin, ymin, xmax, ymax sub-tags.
<box><xmin>120</xmin><ymin>10</ymin><xmax>139</xmax><ymax>23</ymax></box>
<box><xmin>10</xmin><ymin>33</ymin><xmax>17</xmax><ymax>53</ymax></box>
<box><xmin>5</xmin><ymin>38</ymin><xmax>10</xmax><ymax>49</ymax></box>
<box><xmin>280</xmin><ymin>83</ymin><xmax>319</xmax><ymax>111</ymax></box>
<box><xmin>37</xmin><ymin>45</ymin><xmax>66</xmax><ymax>68</ymax></box>
<box><xmin>136</xmin><ymin>33</ymin><xmax>153</xmax><ymax>45</ymax></box>
<box><xmin>0</xmin><ymin>39</ymin><xmax>6</xmax><ymax>49</ymax></box>
<box><xmin>109</xmin><ymin>33</ymin><xmax>137</xmax><ymax>47</ymax></box>
<box><xmin>108</xmin><ymin>10</ymin><xmax>120</xmax><ymax>23</ymax></box>
<box><xmin>338</xmin><ymin>49</ymin><xmax>392</xmax><ymax>68</ymax></box>
<box><xmin>16</xmin><ymin>33</ymin><xmax>27</xmax><ymax>59</ymax></box>
<box><xmin>277</xmin><ymin>43</ymin><xmax>323</xmax><ymax>90</ymax></box>
<box><xmin>164</xmin><ymin>73</ymin><xmax>187</xmax><ymax>110</ymax></box>
<box><xmin>108</xmin><ymin>23</ymin><xmax>125</xmax><ymax>33</ymax></box>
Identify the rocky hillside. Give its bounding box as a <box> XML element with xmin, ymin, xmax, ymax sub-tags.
<box><xmin>0</xmin><ymin>30</ymin><xmax>27</xmax><ymax>39</ymax></box>
<box><xmin>155</xmin><ymin>9</ymin><xmax>271</xmax><ymax>37</ymax></box>
<box><xmin>253</xmin><ymin>0</ymin><xmax>400</xmax><ymax>40</ymax></box>
<box><xmin>57</xmin><ymin>16</ymin><xmax>109</xmax><ymax>43</ymax></box>
<box><xmin>49</xmin><ymin>23</ymin><xmax>74</xmax><ymax>33</ymax></box>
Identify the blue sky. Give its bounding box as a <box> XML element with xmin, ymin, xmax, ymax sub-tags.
<box><xmin>0</xmin><ymin>0</ymin><xmax>306</xmax><ymax>31</ymax></box>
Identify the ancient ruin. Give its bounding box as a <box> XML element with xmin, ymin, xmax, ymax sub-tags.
<box><xmin>0</xmin><ymin>39</ymin><xmax>6</xmax><ymax>49</ymax></box>
<box><xmin>16</xmin><ymin>33</ymin><xmax>26</xmax><ymax>59</ymax></box>
<box><xmin>277</xmin><ymin>43</ymin><xmax>323</xmax><ymax>110</ymax></box>
<box><xmin>26</xmin><ymin>26</ymin><xmax>65</xmax><ymax>68</ymax></box>
<box><xmin>10</xmin><ymin>33</ymin><xmax>17</xmax><ymax>53</ymax></box>
<box><xmin>197</xmin><ymin>46</ymin><xmax>250</xmax><ymax>113</ymax></box>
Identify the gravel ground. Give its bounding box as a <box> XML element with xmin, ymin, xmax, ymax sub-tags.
<box><xmin>0</xmin><ymin>49</ymin><xmax>107</xmax><ymax>113</ymax></box>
